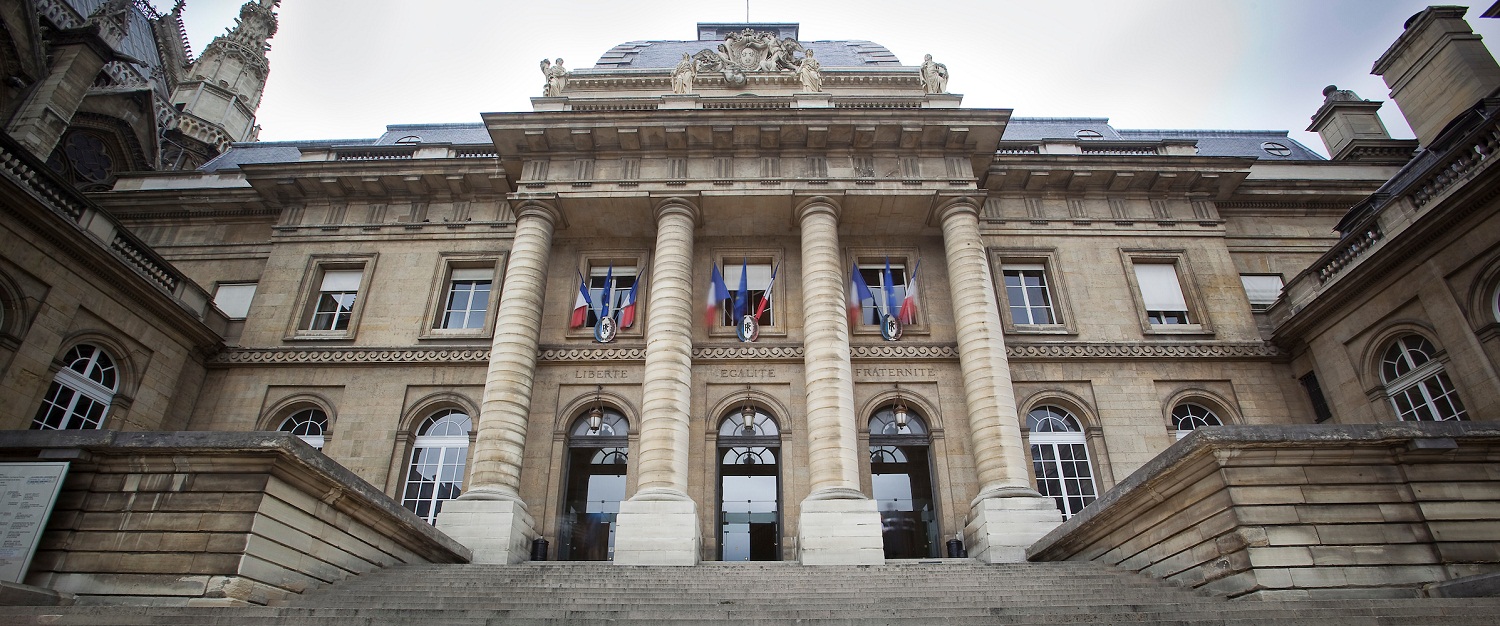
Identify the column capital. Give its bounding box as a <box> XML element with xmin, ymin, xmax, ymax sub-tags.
<box><xmin>654</xmin><ymin>197</ymin><xmax>700</xmax><ymax>224</ymax></box>
<box><xmin>795</xmin><ymin>195</ymin><xmax>842</xmax><ymax>223</ymax></box>
<box><xmin>934</xmin><ymin>196</ymin><xmax>983</xmax><ymax>224</ymax></box>
<box><xmin>511</xmin><ymin>198</ymin><xmax>563</xmax><ymax>227</ymax></box>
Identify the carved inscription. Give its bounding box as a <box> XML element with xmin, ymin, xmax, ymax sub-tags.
<box><xmin>574</xmin><ymin>369</ymin><xmax>630</xmax><ymax>380</ymax></box>
<box><xmin>854</xmin><ymin>366</ymin><xmax>937</xmax><ymax>379</ymax></box>
<box><xmin>716</xmin><ymin>367</ymin><xmax>777</xmax><ymax>379</ymax></box>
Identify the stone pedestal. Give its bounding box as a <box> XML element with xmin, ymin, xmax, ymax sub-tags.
<box><xmin>435</xmin><ymin>499</ymin><xmax>536</xmax><ymax>564</ymax></box>
<box><xmin>966</xmin><ymin>495</ymin><xmax>1062</xmax><ymax>563</ymax></box>
<box><xmin>793</xmin><ymin>93</ymin><xmax>832</xmax><ymax>108</ymax></box>
<box><xmin>660</xmin><ymin>94</ymin><xmax>702</xmax><ymax>110</ymax></box>
<box><xmin>797</xmin><ymin>494</ymin><xmax>886</xmax><ymax>565</ymax></box>
<box><xmin>612</xmin><ymin>494</ymin><xmax>700</xmax><ymax>566</ymax></box>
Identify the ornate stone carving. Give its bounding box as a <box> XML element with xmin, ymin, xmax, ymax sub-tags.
<box><xmin>540</xmin><ymin>58</ymin><xmax>569</xmax><ymax>97</ymax></box>
<box><xmin>691</xmin><ymin>345</ymin><xmax>805</xmax><ymax>360</ymax></box>
<box><xmin>208</xmin><ymin>347</ymin><xmax>491</xmax><ymax>365</ymax></box>
<box><xmin>920</xmin><ymin>54</ymin><xmax>949</xmax><ymax>94</ymax></box>
<box><xmin>850</xmin><ymin>344</ymin><xmax>960</xmax><ymax>359</ymax></box>
<box><xmin>671</xmin><ymin>53</ymin><xmax>696</xmax><ymax>94</ymax></box>
<box><xmin>539</xmin><ymin>347</ymin><xmax>647</xmax><ymax>361</ymax></box>
<box><xmin>797</xmin><ymin>49</ymin><xmax>822</xmax><ymax>92</ymax></box>
<box><xmin>691</xmin><ymin>28</ymin><xmax>813</xmax><ymax>88</ymax></box>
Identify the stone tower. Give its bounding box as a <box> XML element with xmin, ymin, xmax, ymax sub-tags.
<box><xmin>164</xmin><ymin>0</ymin><xmax>280</xmax><ymax>169</ymax></box>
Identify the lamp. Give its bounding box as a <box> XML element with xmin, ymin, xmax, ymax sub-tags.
<box><xmin>893</xmin><ymin>385</ymin><xmax>909</xmax><ymax>430</ymax></box>
<box><xmin>587</xmin><ymin>385</ymin><xmax>604</xmax><ymax>432</ymax></box>
<box><xmin>740</xmin><ymin>402</ymin><xmax>757</xmax><ymax>435</ymax></box>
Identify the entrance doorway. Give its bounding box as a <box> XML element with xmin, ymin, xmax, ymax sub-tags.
<box><xmin>869</xmin><ymin>405</ymin><xmax>939</xmax><ymax>559</ymax></box>
<box><xmin>717</xmin><ymin>405</ymin><xmax>781</xmax><ymax>561</ymax></box>
<box><xmin>558</xmin><ymin>407</ymin><xmax>628</xmax><ymax>561</ymax></box>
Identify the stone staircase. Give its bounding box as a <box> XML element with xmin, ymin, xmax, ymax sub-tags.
<box><xmin>5</xmin><ymin>560</ymin><xmax>1500</xmax><ymax>625</ymax></box>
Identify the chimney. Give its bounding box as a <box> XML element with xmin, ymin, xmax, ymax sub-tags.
<box><xmin>1307</xmin><ymin>85</ymin><xmax>1417</xmax><ymax>163</ymax></box>
<box><xmin>1372</xmin><ymin>6</ymin><xmax>1500</xmax><ymax>147</ymax></box>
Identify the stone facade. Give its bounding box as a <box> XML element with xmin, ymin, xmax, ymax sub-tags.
<box><xmin>0</xmin><ymin>2</ymin><xmax>1498</xmax><ymax>601</ymax></box>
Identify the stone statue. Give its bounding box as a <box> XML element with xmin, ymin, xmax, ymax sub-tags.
<box><xmin>798</xmin><ymin>49</ymin><xmax>822</xmax><ymax>92</ymax></box>
<box><xmin>540</xmin><ymin>58</ymin><xmax>569</xmax><ymax>97</ymax></box>
<box><xmin>920</xmin><ymin>54</ymin><xmax>949</xmax><ymax>94</ymax></box>
<box><xmin>672</xmin><ymin>53</ymin><xmax>696</xmax><ymax>94</ymax></box>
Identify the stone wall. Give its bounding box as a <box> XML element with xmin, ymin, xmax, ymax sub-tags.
<box><xmin>1028</xmin><ymin>422</ymin><xmax>1500</xmax><ymax>599</ymax></box>
<box><xmin>0</xmin><ymin>430</ymin><xmax>469</xmax><ymax>606</ymax></box>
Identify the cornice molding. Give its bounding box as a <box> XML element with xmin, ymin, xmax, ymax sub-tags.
<box><xmin>851</xmin><ymin>344</ymin><xmax>960</xmax><ymax>359</ymax></box>
<box><xmin>209</xmin><ymin>347</ymin><xmax>492</xmax><ymax>366</ymax></box>
<box><xmin>1006</xmin><ymin>341</ymin><xmax>1283</xmax><ymax>360</ymax></box>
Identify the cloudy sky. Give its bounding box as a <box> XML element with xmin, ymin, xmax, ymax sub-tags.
<box><xmin>164</xmin><ymin>0</ymin><xmax>1500</xmax><ymax>156</ymax></box>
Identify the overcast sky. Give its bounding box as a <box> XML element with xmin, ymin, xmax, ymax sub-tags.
<box><xmin>163</xmin><ymin>0</ymin><xmax>1500</xmax><ymax>156</ymax></box>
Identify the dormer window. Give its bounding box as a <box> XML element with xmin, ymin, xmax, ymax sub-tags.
<box><xmin>1075</xmin><ymin>129</ymin><xmax>1103</xmax><ymax>140</ymax></box>
<box><xmin>1261</xmin><ymin>142</ymin><xmax>1292</xmax><ymax>156</ymax></box>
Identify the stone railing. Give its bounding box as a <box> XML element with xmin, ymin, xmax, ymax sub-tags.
<box><xmin>1029</xmin><ymin>422</ymin><xmax>1500</xmax><ymax>599</ymax></box>
<box><xmin>1</xmin><ymin>430</ymin><xmax>470</xmax><ymax>606</ymax></box>
<box><xmin>1410</xmin><ymin>121</ymin><xmax>1500</xmax><ymax>208</ymax></box>
<box><xmin>0</xmin><ymin>132</ymin><xmax>222</xmax><ymax>327</ymax></box>
<box><xmin>335</xmin><ymin>146</ymin><xmax>417</xmax><ymax>161</ymax></box>
<box><xmin>1314</xmin><ymin>225</ymin><xmax>1384</xmax><ymax>283</ymax></box>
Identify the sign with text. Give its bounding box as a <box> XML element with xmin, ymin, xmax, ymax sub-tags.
<box><xmin>0</xmin><ymin>462</ymin><xmax>69</xmax><ymax>584</ymax></box>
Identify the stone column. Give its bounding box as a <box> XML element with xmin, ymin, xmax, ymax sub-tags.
<box><xmin>435</xmin><ymin>200</ymin><xmax>557</xmax><ymax>563</ymax></box>
<box><xmin>938</xmin><ymin>198</ymin><xmax>1061</xmax><ymax>563</ymax></box>
<box><xmin>613</xmin><ymin>198</ymin><xmax>701</xmax><ymax>565</ymax></box>
<box><xmin>795</xmin><ymin>197</ymin><xmax>884</xmax><ymax>565</ymax></box>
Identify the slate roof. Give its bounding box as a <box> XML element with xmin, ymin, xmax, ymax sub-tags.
<box><xmin>200</xmin><ymin>140</ymin><xmax>357</xmax><ymax>172</ymax></box>
<box><xmin>1004</xmin><ymin>118</ymin><xmax>1325</xmax><ymax>160</ymax></box>
<box><xmin>374</xmin><ymin>123</ymin><xmax>491</xmax><ymax>145</ymax></box>
<box><xmin>593</xmin><ymin>39</ymin><xmax>901</xmax><ymax>69</ymax></box>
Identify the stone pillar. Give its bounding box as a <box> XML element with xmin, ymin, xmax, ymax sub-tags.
<box><xmin>613</xmin><ymin>198</ymin><xmax>701</xmax><ymax>565</ymax></box>
<box><xmin>5</xmin><ymin>33</ymin><xmax>116</xmax><ymax>160</ymax></box>
<box><xmin>795</xmin><ymin>197</ymin><xmax>884</xmax><ymax>565</ymax></box>
<box><xmin>937</xmin><ymin>198</ymin><xmax>1061</xmax><ymax>563</ymax></box>
<box><xmin>434</xmin><ymin>200</ymin><xmax>557</xmax><ymax>563</ymax></box>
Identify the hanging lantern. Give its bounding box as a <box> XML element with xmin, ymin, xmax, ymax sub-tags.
<box><xmin>740</xmin><ymin>403</ymin><xmax>757</xmax><ymax>435</ymax></box>
<box><xmin>894</xmin><ymin>400</ymin><xmax>909</xmax><ymax>429</ymax></box>
<box><xmin>588</xmin><ymin>386</ymin><xmax>604</xmax><ymax>432</ymax></box>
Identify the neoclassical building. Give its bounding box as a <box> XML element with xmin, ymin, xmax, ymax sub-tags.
<box><xmin>3</xmin><ymin>1</ymin><xmax>1499</xmax><ymax>586</ymax></box>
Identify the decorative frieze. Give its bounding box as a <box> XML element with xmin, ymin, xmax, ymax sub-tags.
<box><xmin>209</xmin><ymin>347</ymin><xmax>492</xmax><ymax>365</ymax></box>
<box><xmin>1005</xmin><ymin>342</ymin><xmax>1283</xmax><ymax>360</ymax></box>
<box><xmin>851</xmin><ymin>344</ymin><xmax>959</xmax><ymax>359</ymax></box>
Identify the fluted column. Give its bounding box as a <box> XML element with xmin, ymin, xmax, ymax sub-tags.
<box><xmin>435</xmin><ymin>200</ymin><xmax>556</xmax><ymax>563</ymax></box>
<box><xmin>614</xmin><ymin>198</ymin><xmax>700</xmax><ymax>565</ymax></box>
<box><xmin>795</xmin><ymin>197</ymin><xmax>884</xmax><ymax>565</ymax></box>
<box><xmin>938</xmin><ymin>198</ymin><xmax>1061</xmax><ymax>563</ymax></box>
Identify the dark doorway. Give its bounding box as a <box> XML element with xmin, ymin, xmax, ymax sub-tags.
<box><xmin>558</xmin><ymin>407</ymin><xmax>628</xmax><ymax>561</ymax></box>
<box><xmin>869</xmin><ymin>405</ymin><xmax>939</xmax><ymax>559</ymax></box>
<box><xmin>717</xmin><ymin>405</ymin><xmax>782</xmax><ymax>561</ymax></box>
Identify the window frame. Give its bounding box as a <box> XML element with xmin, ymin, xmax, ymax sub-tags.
<box><xmin>401</xmin><ymin>407</ymin><xmax>474</xmax><ymax>525</ymax></box>
<box><xmin>1170</xmin><ymin>402</ymin><xmax>1224</xmax><ymax>440</ymax></box>
<box><xmin>278</xmin><ymin>406</ymin><xmax>330</xmax><ymax>450</ymax></box>
<box><xmin>1378</xmin><ymin>334</ymin><xmax>1468</xmax><ymax>422</ymax></box>
<box><xmin>565</xmin><ymin>250</ymin><xmax>649</xmax><ymax>341</ymax></box>
<box><xmin>846</xmin><ymin>247</ymin><xmax>928</xmax><ymax>337</ymax></box>
<box><xmin>32</xmin><ymin>343</ymin><xmax>119</xmax><ymax>431</ymax></box>
<box><xmin>992</xmin><ymin>248</ymin><xmax>1076</xmax><ymax>335</ymax></box>
<box><xmin>1121</xmin><ymin>250</ymin><xmax>1212</xmax><ymax>335</ymax></box>
<box><xmin>212</xmin><ymin>281</ymin><xmax>259</xmax><ymax>320</ymax></box>
<box><xmin>1022</xmin><ymin>404</ymin><xmax>1099</xmax><ymax>520</ymax></box>
<box><xmin>287</xmin><ymin>254</ymin><xmax>377</xmax><ymax>340</ymax></box>
<box><xmin>708</xmin><ymin>247</ymin><xmax>785</xmax><ymax>340</ymax></box>
<box><xmin>420</xmin><ymin>254</ymin><xmax>504</xmax><ymax>339</ymax></box>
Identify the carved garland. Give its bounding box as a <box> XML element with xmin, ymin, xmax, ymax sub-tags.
<box><xmin>1006</xmin><ymin>342</ymin><xmax>1283</xmax><ymax>359</ymax></box>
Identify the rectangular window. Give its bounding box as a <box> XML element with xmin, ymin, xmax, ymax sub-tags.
<box><xmin>721</xmin><ymin>262</ymin><xmax>773</xmax><ymax>326</ymax></box>
<box><xmin>856</xmin><ymin>262</ymin><xmax>908</xmax><ymax>326</ymax></box>
<box><xmin>439</xmin><ymin>268</ymin><xmax>492</xmax><ymax>330</ymax></box>
<box><xmin>586</xmin><ymin>265</ymin><xmax>638</xmax><ymax>327</ymax></box>
<box><xmin>1240</xmin><ymin>274</ymin><xmax>1284</xmax><ymax>312</ymax></box>
<box><xmin>1300</xmin><ymin>372</ymin><xmax>1333</xmax><ymax>423</ymax></box>
<box><xmin>1134</xmin><ymin>263</ymin><xmax>1191</xmax><ymax>325</ymax></box>
<box><xmin>307</xmin><ymin>269</ymin><xmax>362</xmax><ymax>331</ymax></box>
<box><xmin>213</xmin><ymin>282</ymin><xmax>257</xmax><ymax>319</ymax></box>
<box><xmin>1003</xmin><ymin>264</ymin><xmax>1054</xmax><ymax>325</ymax></box>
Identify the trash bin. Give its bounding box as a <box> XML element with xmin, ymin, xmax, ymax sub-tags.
<box><xmin>530</xmin><ymin>537</ymin><xmax>549</xmax><ymax>561</ymax></box>
<box><xmin>946</xmin><ymin>538</ymin><xmax>964</xmax><ymax>558</ymax></box>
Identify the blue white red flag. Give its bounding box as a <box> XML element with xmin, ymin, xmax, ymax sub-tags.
<box><xmin>705</xmin><ymin>263</ymin><xmax>730</xmax><ymax>326</ymax></box>
<box><xmin>619</xmin><ymin>275</ymin><xmax>640</xmax><ymax>328</ymax></box>
<box><xmin>570</xmin><ymin>270</ymin><xmax>593</xmax><ymax>329</ymax></box>
<box><xmin>898</xmin><ymin>259</ymin><xmax>922</xmax><ymax>325</ymax></box>
<box><xmin>849</xmin><ymin>266</ymin><xmax>876</xmax><ymax>324</ymax></box>
<box><xmin>754</xmin><ymin>262</ymin><xmax>779</xmax><ymax>320</ymax></box>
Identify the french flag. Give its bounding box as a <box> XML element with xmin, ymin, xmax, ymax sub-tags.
<box><xmin>705</xmin><ymin>263</ymin><xmax>730</xmax><ymax>326</ymax></box>
<box><xmin>848</xmin><ymin>266</ymin><xmax>876</xmax><ymax>324</ymax></box>
<box><xmin>618</xmin><ymin>276</ymin><xmax>641</xmax><ymax>328</ymax></box>
<box><xmin>570</xmin><ymin>270</ymin><xmax>593</xmax><ymax>329</ymax></box>
<box><xmin>754</xmin><ymin>262</ymin><xmax>779</xmax><ymax>320</ymax></box>
<box><xmin>898</xmin><ymin>259</ymin><xmax>922</xmax><ymax>325</ymax></box>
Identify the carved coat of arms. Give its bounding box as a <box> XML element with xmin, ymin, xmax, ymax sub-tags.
<box><xmin>692</xmin><ymin>29</ymin><xmax>809</xmax><ymax>87</ymax></box>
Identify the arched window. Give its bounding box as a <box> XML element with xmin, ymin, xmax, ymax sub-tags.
<box><xmin>33</xmin><ymin>344</ymin><xmax>117</xmax><ymax>430</ymax></box>
<box><xmin>719</xmin><ymin>405</ymin><xmax>781</xmax><ymax>561</ymax></box>
<box><xmin>401</xmin><ymin>408</ymin><xmax>472</xmax><ymax>524</ymax></box>
<box><xmin>1026</xmin><ymin>405</ymin><xmax>1097</xmax><ymax>519</ymax></box>
<box><xmin>868</xmin><ymin>402</ymin><xmax>938</xmax><ymax>559</ymax></box>
<box><xmin>559</xmin><ymin>406</ymin><xmax>629</xmax><ymax>561</ymax></box>
<box><xmin>1380</xmin><ymin>335</ymin><xmax>1467</xmax><ymax>421</ymax></box>
<box><xmin>1171</xmin><ymin>402</ymin><xmax>1223</xmax><ymax>440</ymax></box>
<box><xmin>278</xmin><ymin>408</ymin><xmax>329</xmax><ymax>450</ymax></box>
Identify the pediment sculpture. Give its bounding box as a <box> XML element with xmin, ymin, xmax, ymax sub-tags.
<box><xmin>690</xmin><ymin>28</ymin><xmax>817</xmax><ymax>90</ymax></box>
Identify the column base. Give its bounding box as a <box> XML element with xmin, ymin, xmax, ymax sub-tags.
<box><xmin>434</xmin><ymin>499</ymin><xmax>536</xmax><ymax>564</ymax></box>
<box><xmin>796</xmin><ymin>494</ymin><xmax>885</xmax><ymax>565</ymax></box>
<box><xmin>612</xmin><ymin>492</ymin><xmax>701</xmax><ymax>566</ymax></box>
<box><xmin>965</xmin><ymin>494</ymin><xmax>1063</xmax><ymax>563</ymax></box>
